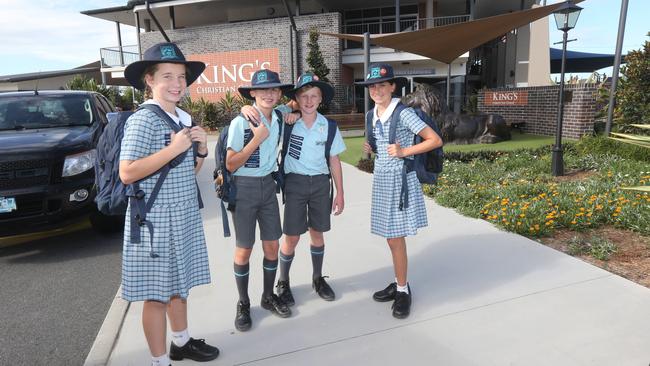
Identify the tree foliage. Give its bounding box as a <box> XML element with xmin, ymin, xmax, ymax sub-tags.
<box><xmin>306</xmin><ymin>28</ymin><xmax>330</xmax><ymax>83</ymax></box>
<box><xmin>614</xmin><ymin>32</ymin><xmax>650</xmax><ymax>127</ymax></box>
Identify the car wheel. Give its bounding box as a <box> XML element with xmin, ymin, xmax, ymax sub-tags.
<box><xmin>89</xmin><ymin>211</ymin><xmax>124</xmax><ymax>233</ymax></box>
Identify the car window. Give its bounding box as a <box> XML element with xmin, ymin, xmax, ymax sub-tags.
<box><xmin>0</xmin><ymin>95</ymin><xmax>94</xmax><ymax>130</ymax></box>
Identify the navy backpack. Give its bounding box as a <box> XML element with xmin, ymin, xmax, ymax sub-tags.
<box><xmin>365</xmin><ymin>102</ymin><xmax>444</xmax><ymax>210</ymax></box>
<box><xmin>95</xmin><ymin>104</ymin><xmax>202</xmax><ymax>257</ymax></box>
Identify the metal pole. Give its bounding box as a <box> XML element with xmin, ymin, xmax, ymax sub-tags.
<box><xmin>552</xmin><ymin>27</ymin><xmax>568</xmax><ymax>176</ymax></box>
<box><xmin>116</xmin><ymin>22</ymin><xmax>125</xmax><ymax>66</ymax></box>
<box><xmin>446</xmin><ymin>63</ymin><xmax>451</xmax><ymax>108</ymax></box>
<box><xmin>169</xmin><ymin>6</ymin><xmax>175</xmax><ymax>30</ymax></box>
<box><xmin>395</xmin><ymin>0</ymin><xmax>400</xmax><ymax>32</ymax></box>
<box><xmin>289</xmin><ymin>25</ymin><xmax>295</xmax><ymax>82</ymax></box>
<box><xmin>364</xmin><ymin>32</ymin><xmax>371</xmax><ymax>159</ymax></box>
<box><xmin>605</xmin><ymin>0</ymin><xmax>629</xmax><ymax>135</ymax></box>
<box><xmin>135</xmin><ymin>12</ymin><xmax>142</xmax><ymax>58</ymax></box>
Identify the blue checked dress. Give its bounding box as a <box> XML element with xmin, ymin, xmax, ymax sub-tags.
<box><xmin>371</xmin><ymin>107</ymin><xmax>428</xmax><ymax>238</ymax></box>
<box><xmin>120</xmin><ymin>109</ymin><xmax>211</xmax><ymax>302</ymax></box>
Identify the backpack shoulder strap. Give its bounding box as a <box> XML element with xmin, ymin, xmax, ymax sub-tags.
<box><xmin>138</xmin><ymin>104</ymin><xmax>183</xmax><ymax>133</ymax></box>
<box><xmin>365</xmin><ymin>109</ymin><xmax>377</xmax><ymax>153</ymax></box>
<box><xmin>324</xmin><ymin>117</ymin><xmax>338</xmax><ymax>169</ymax></box>
<box><xmin>389</xmin><ymin>102</ymin><xmax>408</xmax><ymax>145</ymax></box>
<box><xmin>274</xmin><ymin>109</ymin><xmax>284</xmax><ymax>146</ymax></box>
<box><xmin>279</xmin><ymin>121</ymin><xmax>295</xmax><ymax>170</ymax></box>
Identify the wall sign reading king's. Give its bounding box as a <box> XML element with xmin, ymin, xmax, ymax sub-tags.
<box><xmin>188</xmin><ymin>48</ymin><xmax>280</xmax><ymax>102</ymax></box>
<box><xmin>484</xmin><ymin>90</ymin><xmax>528</xmax><ymax>106</ymax></box>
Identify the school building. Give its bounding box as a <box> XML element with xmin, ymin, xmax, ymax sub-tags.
<box><xmin>82</xmin><ymin>0</ymin><xmax>556</xmax><ymax>115</ymax></box>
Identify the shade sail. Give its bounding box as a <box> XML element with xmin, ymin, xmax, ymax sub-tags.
<box><xmin>550</xmin><ymin>48</ymin><xmax>625</xmax><ymax>73</ymax></box>
<box><xmin>322</xmin><ymin>0</ymin><xmax>583</xmax><ymax>64</ymax></box>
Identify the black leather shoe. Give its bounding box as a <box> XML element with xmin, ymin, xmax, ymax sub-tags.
<box><xmin>373</xmin><ymin>282</ymin><xmax>396</xmax><ymax>302</ymax></box>
<box><xmin>234</xmin><ymin>301</ymin><xmax>252</xmax><ymax>331</ymax></box>
<box><xmin>392</xmin><ymin>287</ymin><xmax>412</xmax><ymax>319</ymax></box>
<box><xmin>312</xmin><ymin>276</ymin><xmax>335</xmax><ymax>301</ymax></box>
<box><xmin>276</xmin><ymin>280</ymin><xmax>295</xmax><ymax>306</ymax></box>
<box><xmin>261</xmin><ymin>294</ymin><xmax>291</xmax><ymax>318</ymax></box>
<box><xmin>169</xmin><ymin>337</ymin><xmax>220</xmax><ymax>362</ymax></box>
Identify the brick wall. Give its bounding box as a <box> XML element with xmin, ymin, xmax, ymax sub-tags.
<box><xmin>477</xmin><ymin>84</ymin><xmax>599</xmax><ymax>139</ymax></box>
<box><xmin>140</xmin><ymin>13</ymin><xmax>345</xmax><ymax>112</ymax></box>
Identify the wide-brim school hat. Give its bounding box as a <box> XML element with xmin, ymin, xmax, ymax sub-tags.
<box><xmin>284</xmin><ymin>72</ymin><xmax>334</xmax><ymax>105</ymax></box>
<box><xmin>355</xmin><ymin>63</ymin><xmax>407</xmax><ymax>90</ymax></box>
<box><xmin>124</xmin><ymin>42</ymin><xmax>206</xmax><ymax>90</ymax></box>
<box><xmin>238</xmin><ymin>69</ymin><xmax>294</xmax><ymax>100</ymax></box>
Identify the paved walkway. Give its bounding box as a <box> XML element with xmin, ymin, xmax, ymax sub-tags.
<box><xmin>92</xmin><ymin>138</ymin><xmax>650</xmax><ymax>366</ymax></box>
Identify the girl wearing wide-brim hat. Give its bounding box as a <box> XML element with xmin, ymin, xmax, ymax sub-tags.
<box><xmin>356</xmin><ymin>63</ymin><xmax>442</xmax><ymax>319</ymax></box>
<box><xmin>121</xmin><ymin>42</ymin><xmax>219</xmax><ymax>365</ymax></box>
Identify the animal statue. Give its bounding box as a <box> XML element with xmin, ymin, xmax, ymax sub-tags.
<box><xmin>402</xmin><ymin>86</ymin><xmax>511</xmax><ymax>144</ymax></box>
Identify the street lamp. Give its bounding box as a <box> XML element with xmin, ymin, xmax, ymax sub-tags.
<box><xmin>551</xmin><ymin>1</ymin><xmax>582</xmax><ymax>176</ymax></box>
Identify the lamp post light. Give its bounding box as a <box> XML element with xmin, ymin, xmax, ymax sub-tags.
<box><xmin>551</xmin><ymin>1</ymin><xmax>582</xmax><ymax>176</ymax></box>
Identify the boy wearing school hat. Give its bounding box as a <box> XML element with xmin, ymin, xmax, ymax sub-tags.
<box><xmin>272</xmin><ymin>72</ymin><xmax>346</xmax><ymax>307</ymax></box>
<box><xmin>122</xmin><ymin>42</ymin><xmax>219</xmax><ymax>365</ymax></box>
<box><xmin>226</xmin><ymin>69</ymin><xmax>293</xmax><ymax>331</ymax></box>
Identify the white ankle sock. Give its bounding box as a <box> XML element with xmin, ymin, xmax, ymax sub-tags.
<box><xmin>151</xmin><ymin>353</ymin><xmax>170</xmax><ymax>366</ymax></box>
<box><xmin>171</xmin><ymin>328</ymin><xmax>190</xmax><ymax>347</ymax></box>
<box><xmin>396</xmin><ymin>282</ymin><xmax>409</xmax><ymax>294</ymax></box>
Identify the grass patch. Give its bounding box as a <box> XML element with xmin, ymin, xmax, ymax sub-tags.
<box><xmin>339</xmin><ymin>136</ymin><xmax>367</xmax><ymax>166</ymax></box>
<box><xmin>567</xmin><ymin>235</ymin><xmax>618</xmax><ymax>261</ymax></box>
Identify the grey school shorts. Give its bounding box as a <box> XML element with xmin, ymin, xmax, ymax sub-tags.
<box><xmin>233</xmin><ymin>174</ymin><xmax>282</xmax><ymax>248</ymax></box>
<box><xmin>283</xmin><ymin>173</ymin><xmax>331</xmax><ymax>235</ymax></box>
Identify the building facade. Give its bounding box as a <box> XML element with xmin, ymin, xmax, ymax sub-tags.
<box><xmin>83</xmin><ymin>0</ymin><xmax>552</xmax><ymax>114</ymax></box>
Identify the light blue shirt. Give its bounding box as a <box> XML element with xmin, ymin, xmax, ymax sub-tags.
<box><xmin>226</xmin><ymin>105</ymin><xmax>282</xmax><ymax>177</ymax></box>
<box><xmin>284</xmin><ymin>113</ymin><xmax>346</xmax><ymax>176</ymax></box>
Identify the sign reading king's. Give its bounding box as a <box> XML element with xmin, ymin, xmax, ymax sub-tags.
<box><xmin>187</xmin><ymin>48</ymin><xmax>280</xmax><ymax>102</ymax></box>
<box><xmin>484</xmin><ymin>90</ymin><xmax>528</xmax><ymax>106</ymax></box>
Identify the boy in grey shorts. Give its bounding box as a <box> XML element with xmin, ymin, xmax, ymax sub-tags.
<box><xmin>276</xmin><ymin>72</ymin><xmax>346</xmax><ymax>307</ymax></box>
<box><xmin>226</xmin><ymin>69</ymin><xmax>293</xmax><ymax>332</ymax></box>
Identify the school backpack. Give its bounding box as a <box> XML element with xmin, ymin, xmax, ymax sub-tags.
<box><xmin>95</xmin><ymin>104</ymin><xmax>201</xmax><ymax>256</ymax></box>
<box><xmin>278</xmin><ymin>117</ymin><xmax>338</xmax><ymax>203</ymax></box>
<box><xmin>213</xmin><ymin>110</ymin><xmax>284</xmax><ymax>237</ymax></box>
<box><xmin>365</xmin><ymin>102</ymin><xmax>444</xmax><ymax>210</ymax></box>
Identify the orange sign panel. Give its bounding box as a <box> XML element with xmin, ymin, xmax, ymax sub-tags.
<box><xmin>187</xmin><ymin>48</ymin><xmax>280</xmax><ymax>102</ymax></box>
<box><xmin>484</xmin><ymin>90</ymin><xmax>528</xmax><ymax>106</ymax></box>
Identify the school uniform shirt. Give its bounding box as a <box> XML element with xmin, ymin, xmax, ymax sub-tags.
<box><xmin>119</xmin><ymin>103</ymin><xmax>211</xmax><ymax>302</ymax></box>
<box><xmin>284</xmin><ymin>113</ymin><xmax>346</xmax><ymax>176</ymax></box>
<box><xmin>141</xmin><ymin>99</ymin><xmax>192</xmax><ymax>127</ymax></box>
<box><xmin>370</xmin><ymin>98</ymin><xmax>428</xmax><ymax>238</ymax></box>
<box><xmin>226</xmin><ymin>104</ymin><xmax>282</xmax><ymax>177</ymax></box>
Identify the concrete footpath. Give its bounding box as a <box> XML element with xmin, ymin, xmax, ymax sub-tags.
<box><xmin>88</xmin><ymin>137</ymin><xmax>650</xmax><ymax>366</ymax></box>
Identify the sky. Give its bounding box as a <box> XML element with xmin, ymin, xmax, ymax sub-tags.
<box><xmin>0</xmin><ymin>0</ymin><xmax>648</xmax><ymax>77</ymax></box>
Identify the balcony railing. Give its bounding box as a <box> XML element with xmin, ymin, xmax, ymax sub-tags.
<box><xmin>100</xmin><ymin>45</ymin><xmax>140</xmax><ymax>68</ymax></box>
<box><xmin>342</xmin><ymin>15</ymin><xmax>470</xmax><ymax>49</ymax></box>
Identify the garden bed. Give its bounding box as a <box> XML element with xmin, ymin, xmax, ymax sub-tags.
<box><xmin>350</xmin><ymin>135</ymin><xmax>650</xmax><ymax>288</ymax></box>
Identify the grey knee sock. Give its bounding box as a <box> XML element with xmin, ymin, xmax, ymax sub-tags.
<box><xmin>263</xmin><ymin>258</ymin><xmax>278</xmax><ymax>298</ymax></box>
<box><xmin>278</xmin><ymin>251</ymin><xmax>295</xmax><ymax>282</ymax></box>
<box><xmin>311</xmin><ymin>244</ymin><xmax>324</xmax><ymax>280</ymax></box>
<box><xmin>234</xmin><ymin>262</ymin><xmax>250</xmax><ymax>303</ymax></box>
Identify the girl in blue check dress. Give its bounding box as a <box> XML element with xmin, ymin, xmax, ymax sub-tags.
<box><xmin>120</xmin><ymin>43</ymin><xmax>219</xmax><ymax>366</ymax></box>
<box><xmin>358</xmin><ymin>63</ymin><xmax>442</xmax><ymax>319</ymax></box>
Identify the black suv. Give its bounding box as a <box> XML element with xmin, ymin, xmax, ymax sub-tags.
<box><xmin>0</xmin><ymin>90</ymin><xmax>120</xmax><ymax>236</ymax></box>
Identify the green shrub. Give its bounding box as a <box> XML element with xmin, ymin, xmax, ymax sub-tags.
<box><xmin>356</xmin><ymin>158</ymin><xmax>374</xmax><ymax>173</ymax></box>
<box><xmin>429</xmin><ymin>146</ymin><xmax>650</xmax><ymax>237</ymax></box>
<box><xmin>575</xmin><ymin>135</ymin><xmax>650</xmax><ymax>162</ymax></box>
